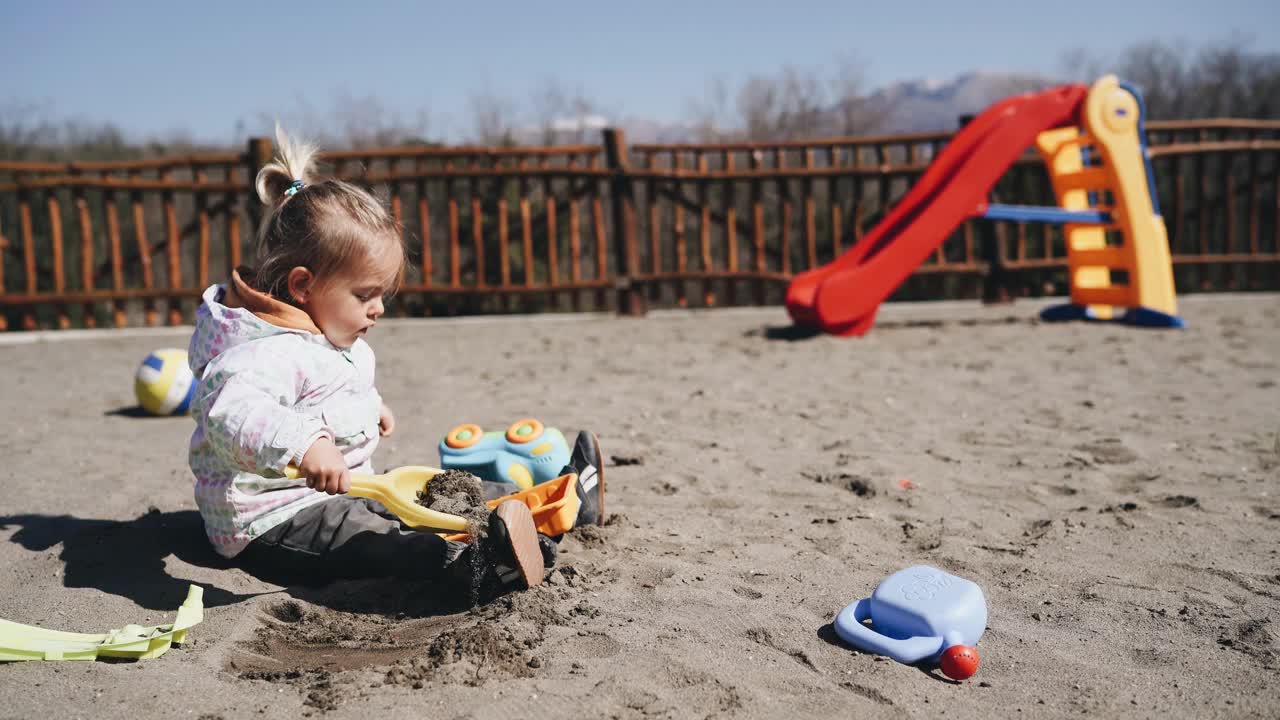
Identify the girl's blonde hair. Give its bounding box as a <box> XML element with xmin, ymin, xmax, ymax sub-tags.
<box><xmin>251</xmin><ymin>125</ymin><xmax>405</xmax><ymax>301</ymax></box>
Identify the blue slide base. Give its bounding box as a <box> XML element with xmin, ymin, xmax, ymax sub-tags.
<box><xmin>1040</xmin><ymin>303</ymin><xmax>1185</xmax><ymax>328</ymax></box>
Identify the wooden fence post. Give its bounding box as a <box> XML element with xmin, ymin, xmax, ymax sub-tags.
<box><xmin>602</xmin><ymin>128</ymin><xmax>645</xmax><ymax>316</ymax></box>
<box><xmin>246</xmin><ymin>137</ymin><xmax>273</xmax><ymax>246</ymax></box>
<box><xmin>955</xmin><ymin>114</ymin><xmax>1013</xmax><ymax>303</ymax></box>
<box><xmin>0</xmin><ymin>218</ymin><xmax>7</xmax><ymax>331</ymax></box>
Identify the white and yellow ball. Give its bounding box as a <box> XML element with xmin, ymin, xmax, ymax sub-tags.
<box><xmin>134</xmin><ymin>348</ymin><xmax>195</xmax><ymax>416</ymax></box>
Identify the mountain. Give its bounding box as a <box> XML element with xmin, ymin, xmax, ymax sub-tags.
<box><xmin>530</xmin><ymin>70</ymin><xmax>1066</xmax><ymax>145</ymax></box>
<box><xmin>862</xmin><ymin>71</ymin><xmax>1062</xmax><ymax>133</ymax></box>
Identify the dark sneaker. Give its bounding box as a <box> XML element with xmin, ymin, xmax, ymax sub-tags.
<box><xmin>562</xmin><ymin>430</ymin><xmax>605</xmax><ymax>527</ymax></box>
<box><xmin>449</xmin><ymin>500</ymin><xmax>545</xmax><ymax>606</ymax></box>
<box><xmin>537</xmin><ymin>533</ymin><xmax>558</xmax><ymax>568</ymax></box>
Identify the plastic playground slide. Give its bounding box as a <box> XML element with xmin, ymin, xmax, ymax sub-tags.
<box><xmin>785</xmin><ymin>83</ymin><xmax>1089</xmax><ymax>336</ymax></box>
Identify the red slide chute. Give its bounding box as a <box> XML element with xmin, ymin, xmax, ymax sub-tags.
<box><xmin>785</xmin><ymin>84</ymin><xmax>1088</xmax><ymax>336</ymax></box>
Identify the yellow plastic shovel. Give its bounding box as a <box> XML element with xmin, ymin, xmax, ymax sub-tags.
<box><xmin>284</xmin><ymin>465</ymin><xmax>583</xmax><ymax>537</ymax></box>
<box><xmin>285</xmin><ymin>465</ymin><xmax>470</xmax><ymax>532</ymax></box>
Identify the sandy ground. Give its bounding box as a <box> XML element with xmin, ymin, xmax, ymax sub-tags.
<box><xmin>0</xmin><ymin>293</ymin><xmax>1277</xmax><ymax>719</ymax></box>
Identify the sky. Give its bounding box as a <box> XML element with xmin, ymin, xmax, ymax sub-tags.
<box><xmin>2</xmin><ymin>0</ymin><xmax>1277</xmax><ymax>144</ymax></box>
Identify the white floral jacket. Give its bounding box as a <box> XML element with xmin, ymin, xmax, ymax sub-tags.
<box><xmin>187</xmin><ymin>275</ymin><xmax>382</xmax><ymax>557</ymax></box>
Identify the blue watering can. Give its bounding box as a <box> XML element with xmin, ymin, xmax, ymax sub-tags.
<box><xmin>834</xmin><ymin>565</ymin><xmax>986</xmax><ymax>679</ymax></box>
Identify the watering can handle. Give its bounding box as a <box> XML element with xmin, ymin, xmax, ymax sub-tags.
<box><xmin>833</xmin><ymin>599</ymin><xmax>946</xmax><ymax>664</ymax></box>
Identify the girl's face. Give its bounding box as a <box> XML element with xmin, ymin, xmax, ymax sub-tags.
<box><xmin>293</xmin><ymin>251</ymin><xmax>400</xmax><ymax>349</ymax></box>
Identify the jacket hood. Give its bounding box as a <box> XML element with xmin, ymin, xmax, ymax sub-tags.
<box><xmin>188</xmin><ymin>269</ymin><xmax>322</xmax><ymax>376</ymax></box>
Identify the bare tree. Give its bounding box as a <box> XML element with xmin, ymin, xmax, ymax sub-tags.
<box><xmin>1060</xmin><ymin>36</ymin><xmax>1280</xmax><ymax>120</ymax></box>
<box><xmin>0</xmin><ymin>101</ymin><xmax>56</xmax><ymax>161</ymax></box>
<box><xmin>256</xmin><ymin>92</ymin><xmax>432</xmax><ymax>150</ymax></box>
<box><xmin>736</xmin><ymin>64</ymin><xmax>833</xmax><ymax>140</ymax></box>
<box><xmin>529</xmin><ymin>78</ymin><xmax>567</xmax><ymax>145</ymax></box>
<box><xmin>1061</xmin><ymin>42</ymin><xmax>1192</xmax><ymax>116</ymax></box>
<box><xmin>685</xmin><ymin>75</ymin><xmax>736</xmax><ymax>142</ymax></box>
<box><xmin>1</xmin><ymin>101</ymin><xmax>144</xmax><ymax>162</ymax></box>
<box><xmin>687</xmin><ymin>57</ymin><xmax>881</xmax><ymax>142</ymax></box>
<box><xmin>529</xmin><ymin>78</ymin><xmax>608</xmax><ymax>145</ymax></box>
<box><xmin>467</xmin><ymin>89</ymin><xmax>518</xmax><ymax>146</ymax></box>
<box><xmin>330</xmin><ymin>90</ymin><xmax>431</xmax><ymax>148</ymax></box>
<box><xmin>1057</xmin><ymin>47</ymin><xmax>1103</xmax><ymax>84</ymax></box>
<box><xmin>778</xmin><ymin>65</ymin><xmax>827</xmax><ymax>138</ymax></box>
<box><xmin>828</xmin><ymin>55</ymin><xmax>891</xmax><ymax>136</ymax></box>
<box><xmin>1239</xmin><ymin>51</ymin><xmax>1280</xmax><ymax>118</ymax></box>
<box><xmin>736</xmin><ymin>72</ymin><xmax>784</xmax><ymax>140</ymax></box>
<box><xmin>1187</xmin><ymin>38</ymin><xmax>1280</xmax><ymax>118</ymax></box>
<box><xmin>1118</xmin><ymin>40</ymin><xmax>1190</xmax><ymax>118</ymax></box>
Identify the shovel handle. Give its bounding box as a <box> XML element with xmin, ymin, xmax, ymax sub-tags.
<box><xmin>283</xmin><ymin>464</ymin><xmax>375</xmax><ymax>488</ymax></box>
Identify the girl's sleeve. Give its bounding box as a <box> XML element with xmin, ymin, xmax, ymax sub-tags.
<box><xmin>196</xmin><ymin>344</ymin><xmax>331</xmax><ymax>475</ymax></box>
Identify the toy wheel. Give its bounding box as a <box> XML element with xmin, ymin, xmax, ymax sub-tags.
<box><xmin>505</xmin><ymin>418</ymin><xmax>544</xmax><ymax>444</ymax></box>
<box><xmin>445</xmin><ymin>423</ymin><xmax>484</xmax><ymax>449</ymax></box>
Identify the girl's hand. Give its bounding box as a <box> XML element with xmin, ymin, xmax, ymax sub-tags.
<box><xmin>298</xmin><ymin>437</ymin><xmax>350</xmax><ymax>494</ymax></box>
<box><xmin>379</xmin><ymin>403</ymin><xmax>396</xmax><ymax>437</ymax></box>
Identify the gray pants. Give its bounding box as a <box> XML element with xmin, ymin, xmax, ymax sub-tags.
<box><xmin>237</xmin><ymin>481</ymin><xmax>520</xmax><ymax>583</ymax></box>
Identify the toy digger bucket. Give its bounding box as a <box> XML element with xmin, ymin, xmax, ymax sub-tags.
<box><xmin>445</xmin><ymin>472</ymin><xmax>582</xmax><ymax>542</ymax></box>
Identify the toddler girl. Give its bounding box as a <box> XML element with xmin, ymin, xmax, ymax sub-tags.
<box><xmin>187</xmin><ymin>127</ymin><xmax>544</xmax><ymax>602</ymax></box>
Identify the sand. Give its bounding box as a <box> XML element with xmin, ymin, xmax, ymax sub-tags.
<box><xmin>0</xmin><ymin>293</ymin><xmax>1277</xmax><ymax>719</ymax></box>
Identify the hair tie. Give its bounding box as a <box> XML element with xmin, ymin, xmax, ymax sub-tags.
<box><xmin>284</xmin><ymin>179</ymin><xmax>305</xmax><ymax>197</ymax></box>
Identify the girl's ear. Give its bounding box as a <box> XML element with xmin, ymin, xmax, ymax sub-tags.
<box><xmin>286</xmin><ymin>266</ymin><xmax>315</xmax><ymax>303</ymax></box>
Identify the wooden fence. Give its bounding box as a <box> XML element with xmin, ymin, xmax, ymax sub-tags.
<box><xmin>2</xmin><ymin>119</ymin><xmax>1278</xmax><ymax>331</ymax></box>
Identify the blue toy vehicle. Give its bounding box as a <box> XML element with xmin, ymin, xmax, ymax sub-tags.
<box><xmin>438</xmin><ymin>419</ymin><xmax>570</xmax><ymax>490</ymax></box>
